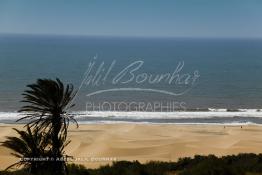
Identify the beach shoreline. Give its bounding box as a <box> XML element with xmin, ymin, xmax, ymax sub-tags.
<box><xmin>1</xmin><ymin>123</ymin><xmax>262</xmax><ymax>169</ymax></box>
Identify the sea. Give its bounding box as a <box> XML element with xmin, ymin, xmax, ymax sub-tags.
<box><xmin>1</xmin><ymin>34</ymin><xmax>262</xmax><ymax>125</ymax></box>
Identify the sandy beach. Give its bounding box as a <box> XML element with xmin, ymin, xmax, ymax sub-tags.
<box><xmin>0</xmin><ymin>124</ymin><xmax>262</xmax><ymax>170</ymax></box>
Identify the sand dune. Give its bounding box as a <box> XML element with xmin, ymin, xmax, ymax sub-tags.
<box><xmin>0</xmin><ymin>124</ymin><xmax>262</xmax><ymax>169</ymax></box>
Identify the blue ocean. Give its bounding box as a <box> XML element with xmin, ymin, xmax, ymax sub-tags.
<box><xmin>1</xmin><ymin>34</ymin><xmax>262</xmax><ymax>124</ymax></box>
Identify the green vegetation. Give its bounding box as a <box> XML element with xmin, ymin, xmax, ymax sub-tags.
<box><xmin>1</xmin><ymin>79</ymin><xmax>78</xmax><ymax>175</ymax></box>
<box><xmin>1</xmin><ymin>126</ymin><xmax>50</xmax><ymax>171</ymax></box>
<box><xmin>1</xmin><ymin>153</ymin><xmax>262</xmax><ymax>175</ymax></box>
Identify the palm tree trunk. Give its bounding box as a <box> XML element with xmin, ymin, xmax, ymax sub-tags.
<box><xmin>51</xmin><ymin>115</ymin><xmax>65</xmax><ymax>175</ymax></box>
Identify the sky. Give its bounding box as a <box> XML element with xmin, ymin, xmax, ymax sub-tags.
<box><xmin>0</xmin><ymin>0</ymin><xmax>262</xmax><ymax>38</ymax></box>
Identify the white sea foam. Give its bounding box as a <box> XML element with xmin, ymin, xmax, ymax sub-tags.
<box><xmin>0</xmin><ymin>112</ymin><xmax>23</xmax><ymax>120</ymax></box>
<box><xmin>73</xmin><ymin>109</ymin><xmax>262</xmax><ymax>119</ymax></box>
<box><xmin>0</xmin><ymin>109</ymin><xmax>262</xmax><ymax>124</ymax></box>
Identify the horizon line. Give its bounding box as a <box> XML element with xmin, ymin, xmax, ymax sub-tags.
<box><xmin>1</xmin><ymin>32</ymin><xmax>262</xmax><ymax>40</ymax></box>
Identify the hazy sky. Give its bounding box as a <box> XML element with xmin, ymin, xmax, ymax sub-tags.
<box><xmin>0</xmin><ymin>0</ymin><xmax>262</xmax><ymax>38</ymax></box>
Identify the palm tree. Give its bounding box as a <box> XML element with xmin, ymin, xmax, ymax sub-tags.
<box><xmin>17</xmin><ymin>78</ymin><xmax>78</xmax><ymax>175</ymax></box>
<box><xmin>1</xmin><ymin>126</ymin><xmax>50</xmax><ymax>174</ymax></box>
